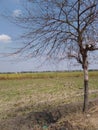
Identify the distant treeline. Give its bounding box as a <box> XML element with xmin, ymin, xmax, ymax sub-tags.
<box><xmin>0</xmin><ymin>69</ymin><xmax>98</xmax><ymax>74</ymax></box>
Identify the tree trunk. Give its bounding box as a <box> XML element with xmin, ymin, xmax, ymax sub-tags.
<box><xmin>83</xmin><ymin>66</ymin><xmax>89</xmax><ymax>112</ymax></box>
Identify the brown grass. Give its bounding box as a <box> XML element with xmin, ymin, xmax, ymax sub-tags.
<box><xmin>0</xmin><ymin>71</ymin><xmax>98</xmax><ymax>130</ymax></box>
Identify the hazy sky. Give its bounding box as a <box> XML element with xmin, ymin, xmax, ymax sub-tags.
<box><xmin>0</xmin><ymin>0</ymin><xmax>97</xmax><ymax>72</ymax></box>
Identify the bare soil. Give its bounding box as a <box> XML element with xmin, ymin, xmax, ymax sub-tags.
<box><xmin>0</xmin><ymin>99</ymin><xmax>98</xmax><ymax>130</ymax></box>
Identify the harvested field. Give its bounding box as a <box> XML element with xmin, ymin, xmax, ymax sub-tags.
<box><xmin>0</xmin><ymin>71</ymin><xmax>98</xmax><ymax>130</ymax></box>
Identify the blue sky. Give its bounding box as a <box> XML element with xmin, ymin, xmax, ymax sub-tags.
<box><xmin>0</xmin><ymin>0</ymin><xmax>70</xmax><ymax>72</ymax></box>
<box><xmin>0</xmin><ymin>0</ymin><xmax>97</xmax><ymax>72</ymax></box>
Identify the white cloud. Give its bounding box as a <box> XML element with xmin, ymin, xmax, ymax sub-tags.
<box><xmin>13</xmin><ymin>9</ymin><xmax>22</xmax><ymax>17</ymax></box>
<box><xmin>0</xmin><ymin>34</ymin><xmax>12</xmax><ymax>43</ymax></box>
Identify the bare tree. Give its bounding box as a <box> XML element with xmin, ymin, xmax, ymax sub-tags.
<box><xmin>10</xmin><ymin>0</ymin><xmax>98</xmax><ymax>112</ymax></box>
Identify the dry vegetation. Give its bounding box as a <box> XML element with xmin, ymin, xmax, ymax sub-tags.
<box><xmin>0</xmin><ymin>71</ymin><xmax>98</xmax><ymax>130</ymax></box>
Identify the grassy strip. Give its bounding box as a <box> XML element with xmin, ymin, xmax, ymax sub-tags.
<box><xmin>0</xmin><ymin>71</ymin><xmax>98</xmax><ymax>80</ymax></box>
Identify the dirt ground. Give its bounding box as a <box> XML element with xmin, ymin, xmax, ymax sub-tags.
<box><xmin>0</xmin><ymin>99</ymin><xmax>98</xmax><ymax>130</ymax></box>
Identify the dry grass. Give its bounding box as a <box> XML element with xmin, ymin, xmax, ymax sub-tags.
<box><xmin>0</xmin><ymin>71</ymin><xmax>98</xmax><ymax>130</ymax></box>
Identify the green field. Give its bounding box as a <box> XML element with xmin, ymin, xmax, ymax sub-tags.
<box><xmin>0</xmin><ymin>71</ymin><xmax>98</xmax><ymax>129</ymax></box>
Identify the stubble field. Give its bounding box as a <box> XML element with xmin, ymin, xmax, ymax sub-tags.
<box><xmin>0</xmin><ymin>71</ymin><xmax>98</xmax><ymax>130</ymax></box>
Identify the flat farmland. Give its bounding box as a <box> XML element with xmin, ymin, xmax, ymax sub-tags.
<box><xmin>0</xmin><ymin>71</ymin><xmax>98</xmax><ymax>130</ymax></box>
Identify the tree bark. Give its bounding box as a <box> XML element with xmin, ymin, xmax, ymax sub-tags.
<box><xmin>83</xmin><ymin>65</ymin><xmax>89</xmax><ymax>112</ymax></box>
